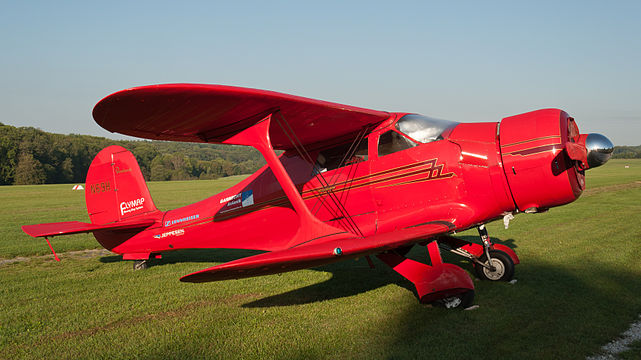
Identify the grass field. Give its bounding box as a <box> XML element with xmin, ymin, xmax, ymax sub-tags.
<box><xmin>1</xmin><ymin>160</ymin><xmax>640</xmax><ymax>359</ymax></box>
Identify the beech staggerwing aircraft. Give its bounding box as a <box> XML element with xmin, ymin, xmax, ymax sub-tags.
<box><xmin>22</xmin><ymin>84</ymin><xmax>614</xmax><ymax>308</ymax></box>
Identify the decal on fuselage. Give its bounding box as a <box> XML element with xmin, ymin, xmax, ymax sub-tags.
<box><xmin>220</xmin><ymin>190</ymin><xmax>254</xmax><ymax>213</ymax></box>
<box><xmin>120</xmin><ymin>197</ymin><xmax>145</xmax><ymax>216</ymax></box>
<box><xmin>153</xmin><ymin>228</ymin><xmax>185</xmax><ymax>239</ymax></box>
<box><xmin>501</xmin><ymin>135</ymin><xmax>562</xmax><ymax>157</ymax></box>
<box><xmin>502</xmin><ymin>143</ymin><xmax>562</xmax><ymax>157</ymax></box>
<box><xmin>165</xmin><ymin>214</ymin><xmax>200</xmax><ymax>227</ymax></box>
<box><xmin>115</xmin><ymin>166</ymin><xmax>131</xmax><ymax>174</ymax></box>
<box><xmin>89</xmin><ymin>181</ymin><xmax>112</xmax><ymax>194</ymax></box>
<box><xmin>213</xmin><ymin>159</ymin><xmax>454</xmax><ymax>221</ymax></box>
<box><xmin>372</xmin><ymin>158</ymin><xmax>454</xmax><ymax>189</ymax></box>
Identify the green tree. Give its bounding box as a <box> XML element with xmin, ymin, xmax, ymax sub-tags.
<box><xmin>60</xmin><ymin>157</ymin><xmax>74</xmax><ymax>183</ymax></box>
<box><xmin>150</xmin><ymin>155</ymin><xmax>171</xmax><ymax>181</ymax></box>
<box><xmin>14</xmin><ymin>152</ymin><xmax>46</xmax><ymax>184</ymax></box>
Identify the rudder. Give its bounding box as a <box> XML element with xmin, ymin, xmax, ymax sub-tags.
<box><xmin>85</xmin><ymin>145</ymin><xmax>157</xmax><ymax>224</ymax></box>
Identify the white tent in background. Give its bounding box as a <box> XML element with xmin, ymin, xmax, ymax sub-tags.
<box><xmin>72</xmin><ymin>185</ymin><xmax>84</xmax><ymax>190</ymax></box>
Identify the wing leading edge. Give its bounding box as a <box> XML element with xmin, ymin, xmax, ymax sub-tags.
<box><xmin>180</xmin><ymin>221</ymin><xmax>453</xmax><ymax>283</ymax></box>
<box><xmin>93</xmin><ymin>84</ymin><xmax>390</xmax><ymax>150</ymax></box>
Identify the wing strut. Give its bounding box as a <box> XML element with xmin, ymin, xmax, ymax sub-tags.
<box><xmin>222</xmin><ymin>114</ymin><xmax>346</xmax><ymax>248</ymax></box>
<box><xmin>44</xmin><ymin>237</ymin><xmax>61</xmax><ymax>261</ymax></box>
<box><xmin>274</xmin><ymin>112</ymin><xmax>365</xmax><ymax>238</ymax></box>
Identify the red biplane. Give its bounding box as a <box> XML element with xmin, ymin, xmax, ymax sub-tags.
<box><xmin>22</xmin><ymin>84</ymin><xmax>614</xmax><ymax>308</ymax></box>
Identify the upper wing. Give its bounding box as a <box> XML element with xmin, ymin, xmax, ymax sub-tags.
<box><xmin>180</xmin><ymin>221</ymin><xmax>453</xmax><ymax>282</ymax></box>
<box><xmin>93</xmin><ymin>84</ymin><xmax>390</xmax><ymax>150</ymax></box>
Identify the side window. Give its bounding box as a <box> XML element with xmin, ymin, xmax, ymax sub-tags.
<box><xmin>315</xmin><ymin>139</ymin><xmax>368</xmax><ymax>173</ymax></box>
<box><xmin>378</xmin><ymin>130</ymin><xmax>417</xmax><ymax>157</ymax></box>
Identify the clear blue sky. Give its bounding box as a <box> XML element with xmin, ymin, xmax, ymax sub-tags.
<box><xmin>1</xmin><ymin>0</ymin><xmax>639</xmax><ymax>144</ymax></box>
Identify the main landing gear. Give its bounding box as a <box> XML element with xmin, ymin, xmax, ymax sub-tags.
<box><xmin>378</xmin><ymin>225</ymin><xmax>519</xmax><ymax>308</ymax></box>
<box><xmin>469</xmin><ymin>225</ymin><xmax>516</xmax><ymax>282</ymax></box>
<box><xmin>377</xmin><ymin>241</ymin><xmax>475</xmax><ymax>309</ymax></box>
<box><xmin>434</xmin><ymin>225</ymin><xmax>519</xmax><ymax>284</ymax></box>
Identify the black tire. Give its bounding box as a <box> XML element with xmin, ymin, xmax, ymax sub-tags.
<box><xmin>133</xmin><ymin>260</ymin><xmax>148</xmax><ymax>271</ymax></box>
<box><xmin>433</xmin><ymin>290</ymin><xmax>475</xmax><ymax>309</ymax></box>
<box><xmin>474</xmin><ymin>249</ymin><xmax>514</xmax><ymax>281</ymax></box>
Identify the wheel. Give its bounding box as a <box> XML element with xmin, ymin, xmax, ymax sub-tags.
<box><xmin>133</xmin><ymin>260</ymin><xmax>148</xmax><ymax>271</ymax></box>
<box><xmin>474</xmin><ymin>249</ymin><xmax>514</xmax><ymax>281</ymax></box>
<box><xmin>434</xmin><ymin>290</ymin><xmax>475</xmax><ymax>309</ymax></box>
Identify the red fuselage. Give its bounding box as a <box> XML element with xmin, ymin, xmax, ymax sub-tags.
<box><xmin>96</xmin><ymin>108</ymin><xmax>582</xmax><ymax>258</ymax></box>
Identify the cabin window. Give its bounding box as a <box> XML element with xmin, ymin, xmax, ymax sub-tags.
<box><xmin>315</xmin><ymin>139</ymin><xmax>368</xmax><ymax>173</ymax></box>
<box><xmin>395</xmin><ymin>114</ymin><xmax>458</xmax><ymax>144</ymax></box>
<box><xmin>377</xmin><ymin>130</ymin><xmax>417</xmax><ymax>157</ymax></box>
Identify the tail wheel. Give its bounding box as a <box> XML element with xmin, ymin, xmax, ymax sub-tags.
<box><xmin>133</xmin><ymin>260</ymin><xmax>148</xmax><ymax>271</ymax></box>
<box><xmin>474</xmin><ymin>250</ymin><xmax>514</xmax><ymax>281</ymax></box>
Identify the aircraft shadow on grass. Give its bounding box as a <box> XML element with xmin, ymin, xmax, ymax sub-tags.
<box><xmin>384</xmin><ymin>262</ymin><xmax>641</xmax><ymax>358</ymax></box>
<box><xmin>99</xmin><ymin>247</ymin><xmax>414</xmax><ymax>305</ymax></box>
<box><xmin>97</xmin><ymin>237</ymin><xmax>641</xmax><ymax>358</ymax></box>
<box><xmin>242</xmin><ymin>236</ymin><xmax>519</xmax><ymax>308</ymax></box>
<box><xmin>130</xmin><ymin>261</ymin><xmax>641</xmax><ymax>360</ymax></box>
<box><xmin>98</xmin><ymin>235</ymin><xmax>518</xmax><ymax>307</ymax></box>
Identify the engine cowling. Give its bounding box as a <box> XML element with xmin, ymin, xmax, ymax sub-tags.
<box><xmin>498</xmin><ymin>109</ymin><xmax>612</xmax><ymax>212</ymax></box>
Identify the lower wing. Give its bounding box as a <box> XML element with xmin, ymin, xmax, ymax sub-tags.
<box><xmin>180</xmin><ymin>221</ymin><xmax>453</xmax><ymax>282</ymax></box>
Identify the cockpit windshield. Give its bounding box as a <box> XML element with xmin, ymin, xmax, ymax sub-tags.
<box><xmin>395</xmin><ymin>114</ymin><xmax>458</xmax><ymax>144</ymax></box>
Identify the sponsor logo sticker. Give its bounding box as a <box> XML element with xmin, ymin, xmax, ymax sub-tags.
<box><xmin>220</xmin><ymin>190</ymin><xmax>254</xmax><ymax>212</ymax></box>
<box><xmin>164</xmin><ymin>214</ymin><xmax>199</xmax><ymax>227</ymax></box>
<box><xmin>153</xmin><ymin>228</ymin><xmax>185</xmax><ymax>239</ymax></box>
<box><xmin>120</xmin><ymin>197</ymin><xmax>145</xmax><ymax>216</ymax></box>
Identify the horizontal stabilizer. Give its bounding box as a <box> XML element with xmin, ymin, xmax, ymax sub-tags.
<box><xmin>22</xmin><ymin>218</ymin><xmax>156</xmax><ymax>238</ymax></box>
<box><xmin>180</xmin><ymin>221</ymin><xmax>452</xmax><ymax>283</ymax></box>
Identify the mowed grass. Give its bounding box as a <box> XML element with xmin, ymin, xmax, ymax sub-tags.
<box><xmin>1</xmin><ymin>160</ymin><xmax>640</xmax><ymax>359</ymax></box>
<box><xmin>0</xmin><ymin>175</ymin><xmax>249</xmax><ymax>258</ymax></box>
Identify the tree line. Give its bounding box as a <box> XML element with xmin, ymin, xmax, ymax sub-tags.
<box><xmin>1</xmin><ymin>122</ymin><xmax>638</xmax><ymax>185</ymax></box>
<box><xmin>0</xmin><ymin>122</ymin><xmax>265</xmax><ymax>185</ymax></box>
<box><xmin>613</xmin><ymin>145</ymin><xmax>641</xmax><ymax>159</ymax></box>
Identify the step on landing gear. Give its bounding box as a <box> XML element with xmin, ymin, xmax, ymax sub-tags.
<box><xmin>377</xmin><ymin>240</ymin><xmax>475</xmax><ymax>309</ymax></box>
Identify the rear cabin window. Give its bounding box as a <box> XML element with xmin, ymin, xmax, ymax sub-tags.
<box><xmin>377</xmin><ymin>130</ymin><xmax>417</xmax><ymax>157</ymax></box>
<box><xmin>315</xmin><ymin>139</ymin><xmax>368</xmax><ymax>173</ymax></box>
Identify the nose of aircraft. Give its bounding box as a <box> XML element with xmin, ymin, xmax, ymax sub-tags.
<box><xmin>498</xmin><ymin>109</ymin><xmax>615</xmax><ymax>212</ymax></box>
<box><xmin>565</xmin><ymin>131</ymin><xmax>614</xmax><ymax>171</ymax></box>
<box><xmin>585</xmin><ymin>133</ymin><xmax>614</xmax><ymax>168</ymax></box>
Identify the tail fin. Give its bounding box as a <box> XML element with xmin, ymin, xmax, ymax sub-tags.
<box><xmin>85</xmin><ymin>145</ymin><xmax>157</xmax><ymax>224</ymax></box>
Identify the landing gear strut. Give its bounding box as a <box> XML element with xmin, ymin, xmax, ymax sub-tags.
<box><xmin>436</xmin><ymin>225</ymin><xmax>519</xmax><ymax>282</ymax></box>
<box><xmin>477</xmin><ymin>225</ymin><xmax>495</xmax><ymax>272</ymax></box>
<box><xmin>474</xmin><ymin>225</ymin><xmax>516</xmax><ymax>281</ymax></box>
<box><xmin>378</xmin><ymin>225</ymin><xmax>519</xmax><ymax>307</ymax></box>
<box><xmin>474</xmin><ymin>249</ymin><xmax>514</xmax><ymax>281</ymax></box>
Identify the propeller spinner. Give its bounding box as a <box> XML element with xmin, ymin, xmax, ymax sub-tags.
<box><xmin>585</xmin><ymin>133</ymin><xmax>614</xmax><ymax>168</ymax></box>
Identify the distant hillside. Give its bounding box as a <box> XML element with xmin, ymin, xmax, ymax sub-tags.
<box><xmin>1</xmin><ymin>122</ymin><xmax>637</xmax><ymax>185</ymax></box>
<box><xmin>613</xmin><ymin>145</ymin><xmax>641</xmax><ymax>159</ymax></box>
<box><xmin>0</xmin><ymin>122</ymin><xmax>264</xmax><ymax>185</ymax></box>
